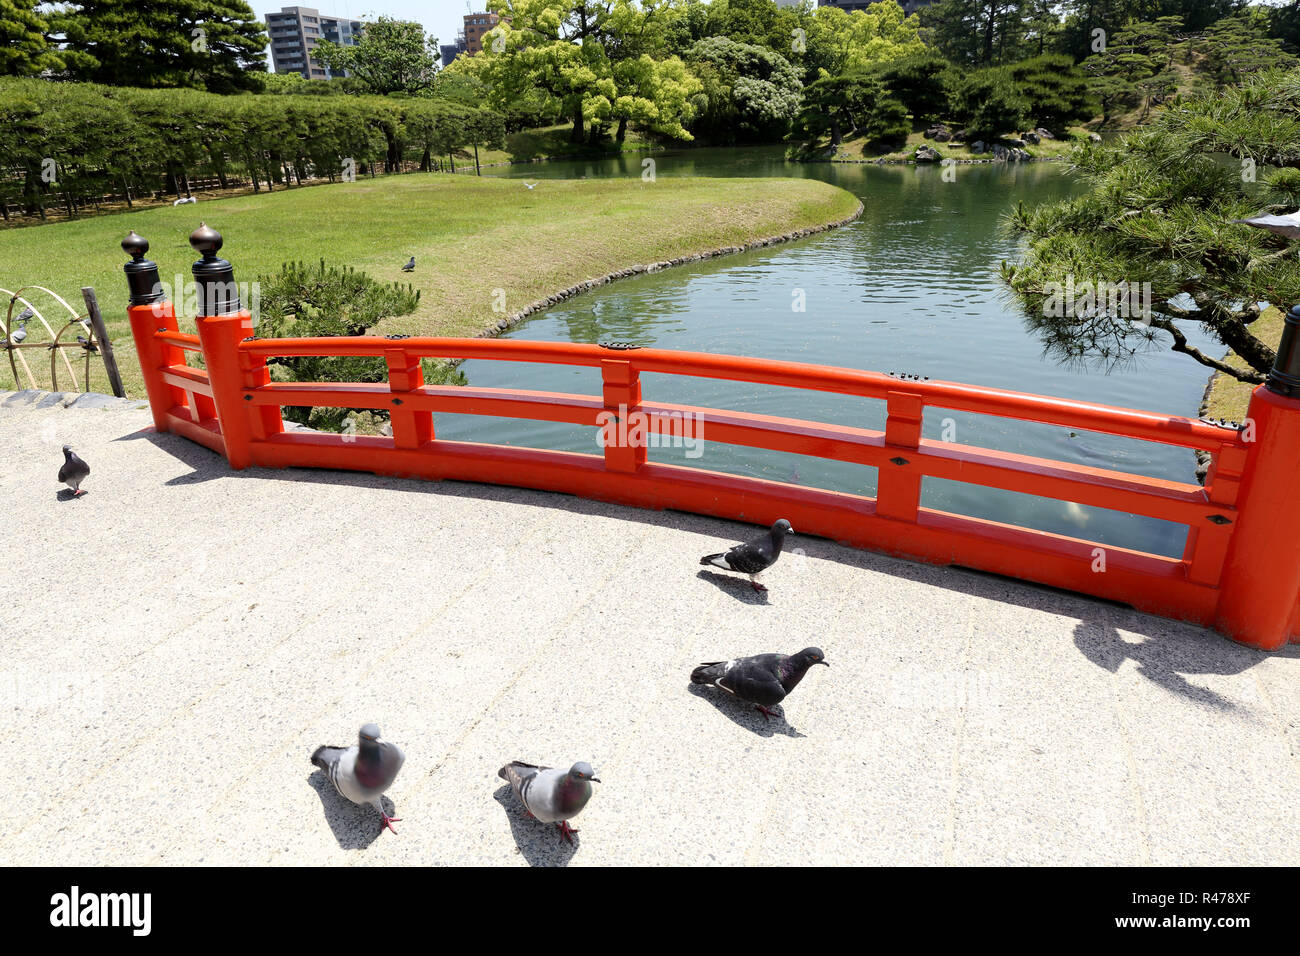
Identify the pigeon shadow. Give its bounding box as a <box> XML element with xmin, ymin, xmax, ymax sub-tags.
<box><xmin>492</xmin><ymin>784</ymin><xmax>579</xmax><ymax>867</ymax></box>
<box><xmin>695</xmin><ymin>569</ymin><xmax>770</xmax><ymax>606</ymax></box>
<box><xmin>307</xmin><ymin>769</ymin><xmax>391</xmax><ymax>850</ymax></box>
<box><xmin>55</xmin><ymin>488</ymin><xmax>85</xmax><ymax>501</ymax></box>
<box><xmin>686</xmin><ymin>683</ymin><xmax>806</xmax><ymax>739</ymax></box>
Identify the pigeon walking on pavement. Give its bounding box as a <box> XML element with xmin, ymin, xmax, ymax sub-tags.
<box><xmin>498</xmin><ymin>760</ymin><xmax>599</xmax><ymax>844</ymax></box>
<box><xmin>401</xmin><ymin>256</ymin><xmax>415</xmax><ymax>272</ymax></box>
<box><xmin>691</xmin><ymin>647</ymin><xmax>829</xmax><ymax>720</ymax></box>
<box><xmin>312</xmin><ymin>723</ymin><xmax>406</xmax><ymax>834</ymax></box>
<box><xmin>58</xmin><ymin>445</ymin><xmax>90</xmax><ymax>497</ymax></box>
<box><xmin>1232</xmin><ymin>210</ymin><xmax>1300</xmax><ymax>239</ymax></box>
<box><xmin>700</xmin><ymin>518</ymin><xmax>794</xmax><ymax>591</ymax></box>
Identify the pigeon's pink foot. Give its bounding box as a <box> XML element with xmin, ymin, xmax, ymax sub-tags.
<box><xmin>381</xmin><ymin>813</ymin><xmax>401</xmax><ymax>834</ymax></box>
<box><xmin>557</xmin><ymin>820</ymin><xmax>579</xmax><ymax>844</ymax></box>
<box><xmin>751</xmin><ymin>581</ymin><xmax>767</xmax><ymax>592</ymax></box>
<box><xmin>754</xmin><ymin>704</ymin><xmax>779</xmax><ymax>720</ymax></box>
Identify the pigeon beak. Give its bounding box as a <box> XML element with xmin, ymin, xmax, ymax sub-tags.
<box><xmin>818</xmin><ymin>660</ymin><xmax>830</xmax><ymax>667</ymax></box>
<box><xmin>589</xmin><ymin>776</ymin><xmax>601</xmax><ymax>783</ymax></box>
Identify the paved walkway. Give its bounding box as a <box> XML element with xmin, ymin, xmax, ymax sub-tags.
<box><xmin>2</xmin><ymin>390</ymin><xmax>1298</xmax><ymax>866</ymax></box>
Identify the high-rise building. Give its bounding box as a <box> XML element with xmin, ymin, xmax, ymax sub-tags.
<box><xmin>265</xmin><ymin>6</ymin><xmax>364</xmax><ymax>80</ymax></box>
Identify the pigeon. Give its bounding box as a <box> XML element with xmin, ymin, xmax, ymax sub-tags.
<box><xmin>10</xmin><ymin>325</ymin><xmax>25</xmax><ymax>344</ymax></box>
<box><xmin>1232</xmin><ymin>210</ymin><xmax>1300</xmax><ymax>239</ymax></box>
<box><xmin>498</xmin><ymin>760</ymin><xmax>599</xmax><ymax>844</ymax></box>
<box><xmin>311</xmin><ymin>723</ymin><xmax>406</xmax><ymax>834</ymax></box>
<box><xmin>172</xmin><ymin>195</ymin><xmax>197</xmax><ymax>206</ymax></box>
<box><xmin>58</xmin><ymin>445</ymin><xmax>89</xmax><ymax>496</ymax></box>
<box><xmin>523</xmin><ymin>182</ymin><xmax>537</xmax><ymax>190</ymax></box>
<box><xmin>401</xmin><ymin>256</ymin><xmax>415</xmax><ymax>272</ymax></box>
<box><xmin>690</xmin><ymin>647</ymin><xmax>829</xmax><ymax>720</ymax></box>
<box><xmin>699</xmin><ymin>518</ymin><xmax>794</xmax><ymax>591</ymax></box>
<box><xmin>76</xmin><ymin>335</ymin><xmax>97</xmax><ymax>352</ymax></box>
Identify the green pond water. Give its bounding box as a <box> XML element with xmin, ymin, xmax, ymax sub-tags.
<box><xmin>435</xmin><ymin>146</ymin><xmax>1223</xmax><ymax>558</ymax></box>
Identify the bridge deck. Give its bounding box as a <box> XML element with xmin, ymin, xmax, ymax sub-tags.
<box><xmin>3</xmin><ymin>390</ymin><xmax>1298</xmax><ymax>866</ymax></box>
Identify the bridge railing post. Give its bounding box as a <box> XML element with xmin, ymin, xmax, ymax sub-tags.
<box><xmin>600</xmin><ymin>357</ymin><xmax>645</xmax><ymax>473</ymax></box>
<box><xmin>189</xmin><ymin>224</ymin><xmax>256</xmax><ymax>470</ymax></box>
<box><xmin>1214</xmin><ymin>304</ymin><xmax>1300</xmax><ymax>649</ymax></box>
<box><xmin>385</xmin><ymin>347</ymin><xmax>433</xmax><ymax>449</ymax></box>
<box><xmin>122</xmin><ymin>231</ymin><xmax>186</xmax><ymax>432</ymax></box>
<box><xmin>876</xmin><ymin>389</ymin><xmax>923</xmax><ymax>521</ymax></box>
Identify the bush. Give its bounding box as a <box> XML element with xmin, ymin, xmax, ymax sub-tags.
<box><xmin>256</xmin><ymin>260</ymin><xmax>465</xmax><ymax>428</ymax></box>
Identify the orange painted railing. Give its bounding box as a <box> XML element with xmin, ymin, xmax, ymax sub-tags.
<box><xmin>123</xmin><ymin>228</ymin><xmax>1300</xmax><ymax>650</ymax></box>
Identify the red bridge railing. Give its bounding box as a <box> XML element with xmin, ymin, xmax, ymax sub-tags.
<box><xmin>122</xmin><ymin>227</ymin><xmax>1300</xmax><ymax>650</ymax></box>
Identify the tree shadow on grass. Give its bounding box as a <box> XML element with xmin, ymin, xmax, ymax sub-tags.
<box><xmin>492</xmin><ymin>784</ymin><xmax>578</xmax><ymax>867</ymax></box>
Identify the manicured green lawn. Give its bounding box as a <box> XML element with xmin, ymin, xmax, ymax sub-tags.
<box><xmin>0</xmin><ymin>172</ymin><xmax>859</xmax><ymax>396</ymax></box>
<box><xmin>1203</xmin><ymin>306</ymin><xmax>1284</xmax><ymax>422</ymax></box>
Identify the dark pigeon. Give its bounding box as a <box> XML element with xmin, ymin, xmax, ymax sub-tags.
<box><xmin>401</xmin><ymin>256</ymin><xmax>415</xmax><ymax>272</ymax></box>
<box><xmin>58</xmin><ymin>445</ymin><xmax>89</xmax><ymax>496</ymax></box>
<box><xmin>700</xmin><ymin>518</ymin><xmax>793</xmax><ymax>591</ymax></box>
<box><xmin>312</xmin><ymin>723</ymin><xmax>406</xmax><ymax>834</ymax></box>
<box><xmin>498</xmin><ymin>760</ymin><xmax>599</xmax><ymax>844</ymax></box>
<box><xmin>691</xmin><ymin>647</ymin><xmax>828</xmax><ymax>720</ymax></box>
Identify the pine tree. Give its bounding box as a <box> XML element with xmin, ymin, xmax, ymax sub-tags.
<box><xmin>0</xmin><ymin>0</ymin><xmax>63</xmax><ymax>76</ymax></box>
<box><xmin>50</xmin><ymin>0</ymin><xmax>267</xmax><ymax>92</ymax></box>
<box><xmin>1003</xmin><ymin>70</ymin><xmax>1300</xmax><ymax>384</ymax></box>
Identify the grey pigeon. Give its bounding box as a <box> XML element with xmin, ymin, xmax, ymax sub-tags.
<box><xmin>498</xmin><ymin>760</ymin><xmax>599</xmax><ymax>844</ymax></box>
<box><xmin>691</xmin><ymin>647</ymin><xmax>828</xmax><ymax>720</ymax></box>
<box><xmin>401</xmin><ymin>256</ymin><xmax>415</xmax><ymax>272</ymax></box>
<box><xmin>1232</xmin><ymin>210</ymin><xmax>1300</xmax><ymax>239</ymax></box>
<box><xmin>58</xmin><ymin>445</ymin><xmax>89</xmax><ymax>496</ymax></box>
<box><xmin>700</xmin><ymin>518</ymin><xmax>794</xmax><ymax>591</ymax></box>
<box><xmin>312</xmin><ymin>723</ymin><xmax>406</xmax><ymax>834</ymax></box>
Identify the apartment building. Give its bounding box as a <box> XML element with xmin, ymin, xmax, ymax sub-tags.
<box><xmin>265</xmin><ymin>6</ymin><xmax>364</xmax><ymax>80</ymax></box>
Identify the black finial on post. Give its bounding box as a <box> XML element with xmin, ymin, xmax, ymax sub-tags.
<box><xmin>122</xmin><ymin>231</ymin><xmax>164</xmax><ymax>306</ymax></box>
<box><xmin>1266</xmin><ymin>305</ymin><xmax>1300</xmax><ymax>397</ymax></box>
<box><xmin>190</xmin><ymin>222</ymin><xmax>241</xmax><ymax>316</ymax></box>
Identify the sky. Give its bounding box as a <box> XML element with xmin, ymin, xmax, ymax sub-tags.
<box><xmin>247</xmin><ymin>0</ymin><xmax>488</xmax><ymax>63</ymax></box>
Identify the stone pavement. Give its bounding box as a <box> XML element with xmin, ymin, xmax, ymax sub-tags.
<box><xmin>2</xmin><ymin>390</ymin><xmax>1298</xmax><ymax>866</ymax></box>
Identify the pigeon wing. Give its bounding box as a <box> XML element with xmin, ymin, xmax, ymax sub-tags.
<box><xmin>722</xmin><ymin>536</ymin><xmax>774</xmax><ymax>574</ymax></box>
<box><xmin>718</xmin><ymin>654</ymin><xmax>788</xmax><ymax>706</ymax></box>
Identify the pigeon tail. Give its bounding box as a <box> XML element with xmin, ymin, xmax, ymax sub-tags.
<box><xmin>691</xmin><ymin>661</ymin><xmax>728</xmax><ymax>684</ymax></box>
<box><xmin>498</xmin><ymin>759</ymin><xmax>541</xmax><ymax>782</ymax></box>
<box><xmin>311</xmin><ymin>744</ymin><xmax>345</xmax><ymax>770</ymax></box>
<box><xmin>699</xmin><ymin>552</ymin><xmax>727</xmax><ymax>568</ymax></box>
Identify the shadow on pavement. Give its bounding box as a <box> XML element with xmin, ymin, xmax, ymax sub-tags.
<box><xmin>122</xmin><ymin>425</ymin><xmax>1293</xmax><ymax>708</ymax></box>
<box><xmin>695</xmin><ymin>568</ymin><xmax>769</xmax><ymax>605</ymax></box>
<box><xmin>686</xmin><ymin>683</ymin><xmax>806</xmax><ymax>738</ymax></box>
<box><xmin>492</xmin><ymin>784</ymin><xmax>578</xmax><ymax>867</ymax></box>
<box><xmin>307</xmin><ymin>769</ymin><xmax>390</xmax><ymax>850</ymax></box>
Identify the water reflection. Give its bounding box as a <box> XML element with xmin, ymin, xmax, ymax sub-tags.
<box><xmin>438</xmin><ymin>148</ymin><xmax>1223</xmax><ymax>558</ymax></box>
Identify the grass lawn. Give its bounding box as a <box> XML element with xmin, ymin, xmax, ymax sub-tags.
<box><xmin>1202</xmin><ymin>306</ymin><xmax>1285</xmax><ymax>422</ymax></box>
<box><xmin>0</xmin><ymin>172</ymin><xmax>859</xmax><ymax>397</ymax></box>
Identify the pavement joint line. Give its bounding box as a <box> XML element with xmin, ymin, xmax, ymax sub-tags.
<box><xmin>1103</xmin><ymin>606</ymin><xmax>1154</xmax><ymax>866</ymax></box>
<box><xmin>332</xmin><ymin>522</ymin><xmax>658</xmax><ymax>865</ymax></box>
<box><xmin>148</xmin><ymin>515</ymin><xmax>561</xmax><ymax>865</ymax></box>
<box><xmin>1248</xmin><ymin>669</ymin><xmax>1300</xmax><ymax>773</ymax></box>
<box><xmin>942</xmin><ymin>598</ymin><xmax>977</xmax><ymax>866</ymax></box>
<box><xmin>19</xmin><ymin>588</ymin><xmax>343</xmax><ymax>848</ymax></box>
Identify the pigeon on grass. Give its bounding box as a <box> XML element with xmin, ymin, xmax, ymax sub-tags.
<box><xmin>401</xmin><ymin>256</ymin><xmax>415</xmax><ymax>272</ymax></box>
<box><xmin>700</xmin><ymin>519</ymin><xmax>794</xmax><ymax>591</ymax></box>
<box><xmin>498</xmin><ymin>760</ymin><xmax>599</xmax><ymax>844</ymax></box>
<box><xmin>58</xmin><ymin>445</ymin><xmax>90</xmax><ymax>497</ymax></box>
<box><xmin>691</xmin><ymin>647</ymin><xmax>828</xmax><ymax>720</ymax></box>
<box><xmin>312</xmin><ymin>723</ymin><xmax>405</xmax><ymax>834</ymax></box>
